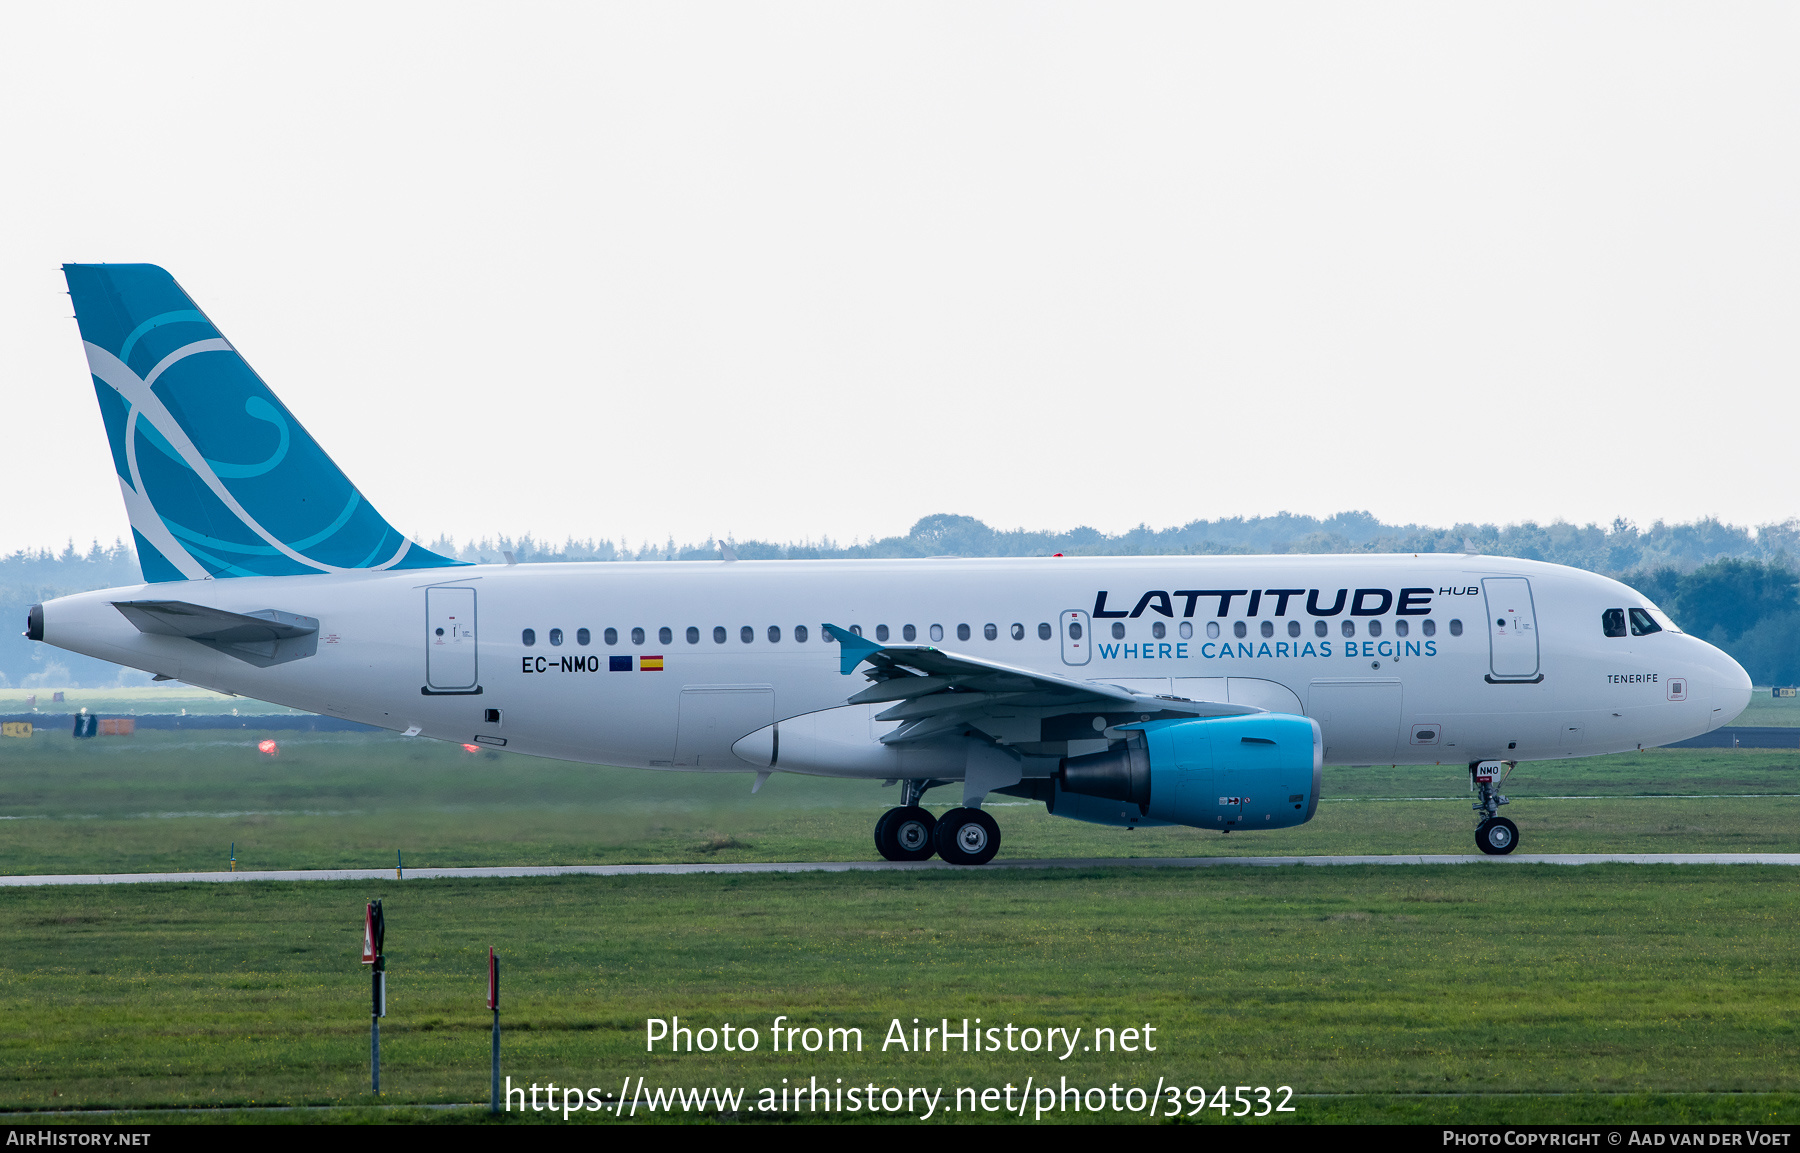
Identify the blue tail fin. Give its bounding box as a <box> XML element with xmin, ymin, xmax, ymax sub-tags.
<box><xmin>63</xmin><ymin>263</ymin><xmax>463</xmax><ymax>582</ymax></box>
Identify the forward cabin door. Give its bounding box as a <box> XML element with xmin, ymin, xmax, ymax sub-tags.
<box><xmin>1060</xmin><ymin>609</ymin><xmax>1091</xmax><ymax>666</ymax></box>
<box><xmin>425</xmin><ymin>586</ymin><xmax>479</xmax><ymax>693</ymax></box>
<box><xmin>1483</xmin><ymin>577</ymin><xmax>1542</xmax><ymax>682</ymax></box>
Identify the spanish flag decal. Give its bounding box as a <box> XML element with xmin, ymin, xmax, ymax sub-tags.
<box><xmin>640</xmin><ymin>655</ymin><xmax>664</xmax><ymax>671</ymax></box>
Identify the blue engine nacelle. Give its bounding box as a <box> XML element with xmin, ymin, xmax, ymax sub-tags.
<box><xmin>1053</xmin><ymin>714</ymin><xmax>1323</xmax><ymax>831</ymax></box>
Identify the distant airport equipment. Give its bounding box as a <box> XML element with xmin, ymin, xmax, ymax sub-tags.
<box><xmin>1774</xmin><ymin>687</ymin><xmax>1796</xmax><ymax>698</ymax></box>
<box><xmin>229</xmin><ymin>842</ymin><xmax>236</xmax><ymax>873</ymax></box>
<box><xmin>51</xmin><ymin>692</ymin><xmax>63</xmax><ymax>703</ymax></box>
<box><xmin>29</xmin><ymin>264</ymin><xmax>1756</xmax><ymax>860</ymax></box>
<box><xmin>0</xmin><ymin>722</ymin><xmax>30</xmax><ymax>738</ymax></box>
<box><xmin>97</xmin><ymin>718</ymin><xmax>133</xmax><ymax>736</ymax></box>
<box><xmin>362</xmin><ymin>900</ymin><xmax>386</xmax><ymax>1093</ymax></box>
<box><xmin>70</xmin><ymin>713</ymin><xmax>97</xmax><ymax>739</ymax></box>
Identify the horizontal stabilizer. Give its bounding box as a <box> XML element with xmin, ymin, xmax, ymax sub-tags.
<box><xmin>113</xmin><ymin>600</ymin><xmax>319</xmax><ymax>667</ymax></box>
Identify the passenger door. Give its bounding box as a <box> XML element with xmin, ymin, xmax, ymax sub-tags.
<box><xmin>424</xmin><ymin>586</ymin><xmax>479</xmax><ymax>694</ymax></box>
<box><xmin>1483</xmin><ymin>577</ymin><xmax>1542</xmax><ymax>682</ymax></box>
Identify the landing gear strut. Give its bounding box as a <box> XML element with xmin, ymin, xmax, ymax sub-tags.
<box><xmin>1471</xmin><ymin>760</ymin><xmax>1518</xmax><ymax>856</ymax></box>
<box><xmin>874</xmin><ymin>779</ymin><xmax>938</xmax><ymax>862</ymax></box>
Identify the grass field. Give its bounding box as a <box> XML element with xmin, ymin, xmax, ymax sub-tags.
<box><xmin>1729</xmin><ymin>691</ymin><xmax>1800</xmax><ymax>727</ymax></box>
<box><xmin>3</xmin><ymin>868</ymin><xmax>1797</xmax><ymax>1124</ymax></box>
<box><xmin>1</xmin><ymin>730</ymin><xmax>1798</xmax><ymax>873</ymax></box>
<box><xmin>3</xmin><ymin>730</ymin><xmax>1799</xmax><ymax>1124</ymax></box>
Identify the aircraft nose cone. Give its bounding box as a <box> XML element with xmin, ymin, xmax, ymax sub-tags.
<box><xmin>1701</xmin><ymin>643</ymin><xmax>1753</xmax><ymax>730</ymax></box>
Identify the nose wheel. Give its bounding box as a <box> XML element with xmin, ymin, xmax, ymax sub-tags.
<box><xmin>1471</xmin><ymin>760</ymin><xmax>1518</xmax><ymax>855</ymax></box>
<box><xmin>1475</xmin><ymin>816</ymin><xmax>1519</xmax><ymax>855</ymax></box>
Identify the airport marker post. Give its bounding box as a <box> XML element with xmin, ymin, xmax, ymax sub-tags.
<box><xmin>487</xmin><ymin>947</ymin><xmax>500</xmax><ymax>1113</ymax></box>
<box><xmin>363</xmin><ymin>900</ymin><xmax>386</xmax><ymax>1093</ymax></box>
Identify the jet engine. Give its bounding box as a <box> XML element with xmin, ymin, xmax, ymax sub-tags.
<box><xmin>1053</xmin><ymin>714</ymin><xmax>1322</xmax><ymax>831</ymax></box>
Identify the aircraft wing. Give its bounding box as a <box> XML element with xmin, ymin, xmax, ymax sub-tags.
<box><xmin>824</xmin><ymin>624</ymin><xmax>1257</xmax><ymax>745</ymax></box>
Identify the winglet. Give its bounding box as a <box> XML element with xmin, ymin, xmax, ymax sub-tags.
<box><xmin>824</xmin><ymin>624</ymin><xmax>881</xmax><ymax>675</ymax></box>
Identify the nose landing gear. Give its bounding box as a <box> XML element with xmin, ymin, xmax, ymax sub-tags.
<box><xmin>1471</xmin><ymin>760</ymin><xmax>1518</xmax><ymax>855</ymax></box>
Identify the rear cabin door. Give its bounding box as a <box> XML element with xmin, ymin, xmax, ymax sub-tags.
<box><xmin>1060</xmin><ymin>609</ymin><xmax>1091</xmax><ymax>666</ymax></box>
<box><xmin>425</xmin><ymin>586</ymin><xmax>478</xmax><ymax>693</ymax></box>
<box><xmin>1483</xmin><ymin>577</ymin><xmax>1542</xmax><ymax>681</ymax></box>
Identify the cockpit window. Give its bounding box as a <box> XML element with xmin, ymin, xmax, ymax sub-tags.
<box><xmin>1628</xmin><ymin>608</ymin><xmax>1662</xmax><ymax>636</ymax></box>
<box><xmin>1602</xmin><ymin>608</ymin><xmax>1628</xmax><ymax>638</ymax></box>
<box><xmin>1646</xmin><ymin>606</ymin><xmax>1682</xmax><ymax>634</ymax></box>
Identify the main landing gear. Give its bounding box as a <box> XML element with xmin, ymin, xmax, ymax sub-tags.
<box><xmin>873</xmin><ymin>780</ymin><xmax>1003</xmax><ymax>866</ymax></box>
<box><xmin>1471</xmin><ymin>760</ymin><xmax>1519</xmax><ymax>856</ymax></box>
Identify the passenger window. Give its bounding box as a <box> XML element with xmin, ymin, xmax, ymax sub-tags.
<box><xmin>1037</xmin><ymin>622</ymin><xmax>1052</xmax><ymax>640</ymax></box>
<box><xmin>930</xmin><ymin>624</ymin><xmax>944</xmax><ymax>642</ymax></box>
<box><xmin>522</xmin><ymin>628</ymin><xmax>536</xmax><ymax>647</ymax></box>
<box><xmin>1287</xmin><ymin>621</ymin><xmax>1301</xmax><ymax>638</ymax></box>
<box><xmin>794</xmin><ymin>625</ymin><xmax>808</xmax><ymax>643</ymax></box>
<box><xmin>1314</xmin><ymin>621</ymin><xmax>1328</xmax><ymax>638</ymax></box>
<box><xmin>876</xmin><ymin>625</ymin><xmax>890</xmax><ymax>642</ymax></box>
<box><xmin>1153</xmin><ymin>621</ymin><xmax>1167</xmax><ymax>639</ymax></box>
<box><xmin>1068</xmin><ymin>621</ymin><xmax>1083</xmax><ymax>640</ymax></box>
<box><xmin>1259</xmin><ymin>621</ymin><xmax>1273</xmax><ymax>638</ymax></box>
<box><xmin>1368</xmin><ymin>620</ymin><xmax>1382</xmax><ymax>638</ymax></box>
<box><xmin>1112</xmin><ymin>622</ymin><xmax>1126</xmax><ymax>640</ymax></box>
<box><xmin>850</xmin><ymin>625</ymin><xmax>864</xmax><ymax>637</ymax></box>
<box><xmin>1602</xmin><ymin>609</ymin><xmax>1628</xmax><ymax>638</ymax></box>
<box><xmin>1423</xmin><ymin>619</ymin><xmax>1436</xmax><ymax>637</ymax></box>
<box><xmin>741</xmin><ymin>625</ymin><xmax>755</xmax><ymax>643</ymax></box>
<box><xmin>631</xmin><ymin>627</ymin><xmax>645</xmax><ymax>646</ymax></box>
<box><xmin>1449</xmin><ymin>619</ymin><xmax>1463</xmax><ymax>637</ymax></box>
<box><xmin>1629</xmin><ymin>608</ymin><xmax>1663</xmax><ymax>636</ymax></box>
<box><xmin>902</xmin><ymin>624</ymin><xmax>916</xmax><ymax>642</ymax></box>
<box><xmin>957</xmin><ymin>624</ymin><xmax>970</xmax><ymax>641</ymax></box>
<box><xmin>984</xmin><ymin>623</ymin><xmax>998</xmax><ymax>641</ymax></box>
<box><xmin>550</xmin><ymin>628</ymin><xmax>564</xmax><ymax>646</ymax></box>
<box><xmin>1233</xmin><ymin>621</ymin><xmax>1247</xmax><ymax>639</ymax></box>
<box><xmin>1341</xmin><ymin>620</ymin><xmax>1355</xmax><ymax>637</ymax></box>
<box><xmin>687</xmin><ymin>626</ymin><xmax>700</xmax><ymax>644</ymax></box>
<box><xmin>1179</xmin><ymin>621</ymin><xmax>1193</xmax><ymax>639</ymax></box>
<box><xmin>713</xmin><ymin>626</ymin><xmax>727</xmax><ymax>644</ymax></box>
<box><xmin>1011</xmin><ymin>623</ymin><xmax>1025</xmax><ymax>640</ymax></box>
<box><xmin>768</xmin><ymin>626</ymin><xmax>781</xmax><ymax>643</ymax></box>
<box><xmin>1206</xmin><ymin>621</ymin><xmax>1220</xmax><ymax>639</ymax></box>
<box><xmin>659</xmin><ymin>627</ymin><xmax>673</xmax><ymax>645</ymax></box>
<box><xmin>604</xmin><ymin>627</ymin><xmax>618</xmax><ymax>646</ymax></box>
<box><xmin>577</xmin><ymin>627</ymin><xmax>591</xmax><ymax>646</ymax></box>
<box><xmin>1394</xmin><ymin>619</ymin><xmax>1408</xmax><ymax>637</ymax></box>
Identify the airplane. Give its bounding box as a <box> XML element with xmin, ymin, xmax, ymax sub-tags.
<box><xmin>25</xmin><ymin>264</ymin><xmax>1753</xmax><ymax>865</ymax></box>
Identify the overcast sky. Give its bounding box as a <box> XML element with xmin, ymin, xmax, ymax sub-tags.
<box><xmin>4</xmin><ymin>3</ymin><xmax>1796</xmax><ymax>555</ymax></box>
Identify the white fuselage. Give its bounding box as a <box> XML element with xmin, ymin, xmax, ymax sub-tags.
<box><xmin>36</xmin><ymin>554</ymin><xmax>1751</xmax><ymax>776</ymax></box>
